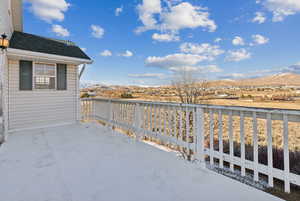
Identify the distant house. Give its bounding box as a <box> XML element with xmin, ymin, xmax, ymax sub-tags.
<box><xmin>0</xmin><ymin>0</ymin><xmax>92</xmax><ymax>140</ymax></box>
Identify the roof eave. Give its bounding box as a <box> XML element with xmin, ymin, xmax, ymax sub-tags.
<box><xmin>7</xmin><ymin>48</ymin><xmax>93</xmax><ymax>65</ymax></box>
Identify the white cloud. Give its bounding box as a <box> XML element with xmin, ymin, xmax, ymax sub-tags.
<box><xmin>51</xmin><ymin>24</ymin><xmax>70</xmax><ymax>37</ymax></box>
<box><xmin>261</xmin><ymin>0</ymin><xmax>300</xmax><ymax>22</ymax></box>
<box><xmin>219</xmin><ymin>73</ymin><xmax>246</xmax><ymax>80</ymax></box>
<box><xmin>136</xmin><ymin>0</ymin><xmax>162</xmax><ymax>33</ymax></box>
<box><xmin>204</xmin><ymin>65</ymin><xmax>223</xmax><ymax>73</ymax></box>
<box><xmin>251</xmin><ymin>34</ymin><xmax>269</xmax><ymax>45</ymax></box>
<box><xmin>252</xmin><ymin>12</ymin><xmax>266</xmax><ymax>24</ymax></box>
<box><xmin>91</xmin><ymin>25</ymin><xmax>104</xmax><ymax>38</ymax></box>
<box><xmin>119</xmin><ymin>50</ymin><xmax>133</xmax><ymax>57</ymax></box>
<box><xmin>115</xmin><ymin>6</ymin><xmax>123</xmax><ymax>16</ymax></box>
<box><xmin>214</xmin><ymin>38</ymin><xmax>222</xmax><ymax>43</ymax></box>
<box><xmin>81</xmin><ymin>48</ymin><xmax>87</xmax><ymax>52</ymax></box>
<box><xmin>160</xmin><ymin>2</ymin><xmax>217</xmax><ymax>32</ymax></box>
<box><xmin>180</xmin><ymin>43</ymin><xmax>224</xmax><ymax>60</ymax></box>
<box><xmin>232</xmin><ymin>36</ymin><xmax>245</xmax><ymax>46</ymax></box>
<box><xmin>100</xmin><ymin>50</ymin><xmax>112</xmax><ymax>57</ymax></box>
<box><xmin>128</xmin><ymin>73</ymin><xmax>164</xmax><ymax>78</ymax></box>
<box><xmin>146</xmin><ymin>53</ymin><xmax>207</xmax><ymax>69</ymax></box>
<box><xmin>146</xmin><ymin>40</ymin><xmax>225</xmax><ymax>73</ymax></box>
<box><xmin>169</xmin><ymin>64</ymin><xmax>222</xmax><ymax>73</ymax></box>
<box><xmin>152</xmin><ymin>33</ymin><xmax>179</xmax><ymax>42</ymax></box>
<box><xmin>145</xmin><ymin>53</ymin><xmax>223</xmax><ymax>73</ymax></box>
<box><xmin>226</xmin><ymin>49</ymin><xmax>251</xmax><ymax>62</ymax></box>
<box><xmin>136</xmin><ymin>1</ymin><xmax>216</xmax><ymax>34</ymax></box>
<box><xmin>25</xmin><ymin>0</ymin><xmax>70</xmax><ymax>22</ymax></box>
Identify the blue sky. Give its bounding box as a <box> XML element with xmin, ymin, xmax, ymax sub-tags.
<box><xmin>23</xmin><ymin>0</ymin><xmax>300</xmax><ymax>86</ymax></box>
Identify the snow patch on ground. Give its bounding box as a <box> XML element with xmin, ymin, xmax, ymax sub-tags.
<box><xmin>0</xmin><ymin>123</ymin><xmax>283</xmax><ymax>201</ymax></box>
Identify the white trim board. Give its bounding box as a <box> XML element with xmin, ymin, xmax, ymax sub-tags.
<box><xmin>7</xmin><ymin>48</ymin><xmax>93</xmax><ymax>65</ymax></box>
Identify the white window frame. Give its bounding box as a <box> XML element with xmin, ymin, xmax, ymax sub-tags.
<box><xmin>33</xmin><ymin>62</ymin><xmax>57</xmax><ymax>91</ymax></box>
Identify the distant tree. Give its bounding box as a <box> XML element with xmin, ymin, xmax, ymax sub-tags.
<box><xmin>171</xmin><ymin>70</ymin><xmax>209</xmax><ymax>104</ymax></box>
<box><xmin>121</xmin><ymin>92</ymin><xmax>133</xmax><ymax>99</ymax></box>
<box><xmin>81</xmin><ymin>92</ymin><xmax>90</xmax><ymax>98</ymax></box>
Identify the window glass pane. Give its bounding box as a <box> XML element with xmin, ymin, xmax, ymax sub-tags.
<box><xmin>19</xmin><ymin>60</ymin><xmax>33</xmax><ymax>90</ymax></box>
<box><xmin>35</xmin><ymin>63</ymin><xmax>55</xmax><ymax>76</ymax></box>
<box><xmin>57</xmin><ymin>64</ymin><xmax>67</xmax><ymax>90</ymax></box>
<box><xmin>34</xmin><ymin>63</ymin><xmax>56</xmax><ymax>89</ymax></box>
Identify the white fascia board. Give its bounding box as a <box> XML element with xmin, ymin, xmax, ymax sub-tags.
<box><xmin>7</xmin><ymin>48</ymin><xmax>93</xmax><ymax>65</ymax></box>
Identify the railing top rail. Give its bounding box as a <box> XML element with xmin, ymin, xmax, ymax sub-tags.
<box><xmin>81</xmin><ymin>98</ymin><xmax>300</xmax><ymax>115</ymax></box>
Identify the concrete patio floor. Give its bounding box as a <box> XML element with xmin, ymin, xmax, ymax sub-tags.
<box><xmin>0</xmin><ymin>123</ymin><xmax>283</xmax><ymax>201</ymax></box>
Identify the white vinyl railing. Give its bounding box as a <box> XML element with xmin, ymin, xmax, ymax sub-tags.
<box><xmin>81</xmin><ymin>98</ymin><xmax>300</xmax><ymax>193</ymax></box>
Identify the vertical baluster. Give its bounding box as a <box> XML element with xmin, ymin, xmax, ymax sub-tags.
<box><xmin>240</xmin><ymin>111</ymin><xmax>246</xmax><ymax>177</ymax></box>
<box><xmin>111</xmin><ymin>101</ymin><xmax>114</xmax><ymax>127</ymax></box>
<box><xmin>150</xmin><ymin>104</ymin><xmax>153</xmax><ymax>133</ymax></box>
<box><xmin>173</xmin><ymin>106</ymin><xmax>177</xmax><ymax>145</ymax></box>
<box><xmin>118</xmin><ymin>102</ymin><xmax>120</xmax><ymax>125</ymax></box>
<box><xmin>144</xmin><ymin>105</ymin><xmax>148</xmax><ymax>132</ymax></box>
<box><xmin>128</xmin><ymin>103</ymin><xmax>131</xmax><ymax>129</ymax></box>
<box><xmin>253</xmin><ymin>112</ymin><xmax>259</xmax><ymax>182</ymax></box>
<box><xmin>179</xmin><ymin>107</ymin><xmax>183</xmax><ymax>150</ymax></box>
<box><xmin>168</xmin><ymin>106</ymin><xmax>172</xmax><ymax>137</ymax></box>
<box><xmin>218</xmin><ymin>110</ymin><xmax>223</xmax><ymax>168</ymax></box>
<box><xmin>130</xmin><ymin>103</ymin><xmax>133</xmax><ymax>127</ymax></box>
<box><xmin>118</xmin><ymin>103</ymin><xmax>121</xmax><ymax>124</ymax></box>
<box><xmin>192</xmin><ymin>107</ymin><xmax>196</xmax><ymax>157</ymax></box>
<box><xmin>154</xmin><ymin>105</ymin><xmax>157</xmax><ymax>137</ymax></box>
<box><xmin>186</xmin><ymin>107</ymin><xmax>190</xmax><ymax>144</ymax></box>
<box><xmin>164</xmin><ymin>106</ymin><xmax>167</xmax><ymax>137</ymax></box>
<box><xmin>186</xmin><ymin>107</ymin><xmax>190</xmax><ymax>158</ymax></box>
<box><xmin>127</xmin><ymin>103</ymin><xmax>130</xmax><ymax>127</ymax></box>
<box><xmin>87</xmin><ymin>100</ymin><xmax>89</xmax><ymax>120</ymax></box>
<box><xmin>209</xmin><ymin>109</ymin><xmax>214</xmax><ymax>166</ymax></box>
<box><xmin>196</xmin><ymin>107</ymin><xmax>205</xmax><ymax>168</ymax></box>
<box><xmin>173</xmin><ymin>106</ymin><xmax>177</xmax><ymax>139</ymax></box>
<box><xmin>117</xmin><ymin>102</ymin><xmax>119</xmax><ymax>125</ymax></box>
<box><xmin>144</xmin><ymin>105</ymin><xmax>146</xmax><ymax>131</ymax></box>
<box><xmin>86</xmin><ymin>100</ymin><xmax>88</xmax><ymax>120</ymax></box>
<box><xmin>146</xmin><ymin>105</ymin><xmax>149</xmax><ymax>132</ymax></box>
<box><xmin>228</xmin><ymin>110</ymin><xmax>234</xmax><ymax>171</ymax></box>
<box><xmin>267</xmin><ymin>113</ymin><xmax>274</xmax><ymax>187</ymax></box>
<box><xmin>141</xmin><ymin>104</ymin><xmax>145</xmax><ymax>138</ymax></box>
<box><xmin>134</xmin><ymin>103</ymin><xmax>142</xmax><ymax>140</ymax></box>
<box><xmin>123</xmin><ymin>103</ymin><xmax>126</xmax><ymax>126</ymax></box>
<box><xmin>283</xmin><ymin>114</ymin><xmax>290</xmax><ymax>193</ymax></box>
<box><xmin>84</xmin><ymin>100</ymin><xmax>87</xmax><ymax>120</ymax></box>
<box><xmin>93</xmin><ymin>99</ymin><xmax>96</xmax><ymax>120</ymax></box>
<box><xmin>115</xmin><ymin>102</ymin><xmax>118</xmax><ymax>124</ymax></box>
<box><xmin>157</xmin><ymin>105</ymin><xmax>161</xmax><ymax>134</ymax></box>
<box><xmin>82</xmin><ymin>101</ymin><xmax>84</xmax><ymax>120</ymax></box>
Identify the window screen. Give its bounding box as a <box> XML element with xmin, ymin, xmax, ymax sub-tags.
<box><xmin>34</xmin><ymin>63</ymin><xmax>56</xmax><ymax>89</ymax></box>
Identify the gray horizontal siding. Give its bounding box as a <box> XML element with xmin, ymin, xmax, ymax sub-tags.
<box><xmin>8</xmin><ymin>60</ymin><xmax>78</xmax><ymax>130</ymax></box>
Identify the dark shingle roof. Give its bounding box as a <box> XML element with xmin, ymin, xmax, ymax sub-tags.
<box><xmin>9</xmin><ymin>31</ymin><xmax>91</xmax><ymax>60</ymax></box>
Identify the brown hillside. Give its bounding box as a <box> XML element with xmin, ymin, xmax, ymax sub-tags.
<box><xmin>237</xmin><ymin>73</ymin><xmax>300</xmax><ymax>86</ymax></box>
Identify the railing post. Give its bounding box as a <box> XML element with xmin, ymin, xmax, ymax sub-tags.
<box><xmin>283</xmin><ymin>114</ymin><xmax>290</xmax><ymax>193</ymax></box>
<box><xmin>196</xmin><ymin>107</ymin><xmax>206</xmax><ymax>169</ymax></box>
<box><xmin>93</xmin><ymin>99</ymin><xmax>96</xmax><ymax>120</ymax></box>
<box><xmin>108</xmin><ymin>99</ymin><xmax>113</xmax><ymax>130</ymax></box>
<box><xmin>134</xmin><ymin>103</ymin><xmax>142</xmax><ymax>141</ymax></box>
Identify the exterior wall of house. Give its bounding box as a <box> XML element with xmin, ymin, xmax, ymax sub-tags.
<box><xmin>7</xmin><ymin>59</ymin><xmax>79</xmax><ymax>131</ymax></box>
<box><xmin>0</xmin><ymin>0</ymin><xmax>14</xmax><ymax>38</ymax></box>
